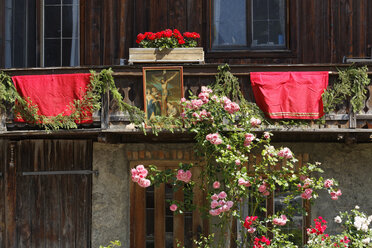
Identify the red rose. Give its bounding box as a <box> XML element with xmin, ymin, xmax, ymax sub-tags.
<box><xmin>173</xmin><ymin>29</ymin><xmax>182</xmax><ymax>39</ymax></box>
<box><xmin>178</xmin><ymin>38</ymin><xmax>185</xmax><ymax>45</ymax></box>
<box><xmin>155</xmin><ymin>32</ymin><xmax>162</xmax><ymax>39</ymax></box>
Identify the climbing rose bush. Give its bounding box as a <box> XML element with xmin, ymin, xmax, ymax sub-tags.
<box><xmin>132</xmin><ymin>84</ymin><xmax>343</xmax><ymax>247</ymax></box>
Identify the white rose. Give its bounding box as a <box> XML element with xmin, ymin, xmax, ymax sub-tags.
<box><xmin>362</xmin><ymin>237</ymin><xmax>370</xmax><ymax>244</ymax></box>
<box><xmin>334</xmin><ymin>216</ymin><xmax>342</xmax><ymax>223</ymax></box>
<box><xmin>355</xmin><ymin>205</ymin><xmax>360</xmax><ymax>209</ymax></box>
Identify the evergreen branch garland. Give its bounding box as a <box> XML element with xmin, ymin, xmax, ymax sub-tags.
<box><xmin>322</xmin><ymin>66</ymin><xmax>370</xmax><ymax>114</ymax></box>
<box><xmin>212</xmin><ymin>64</ymin><xmax>265</xmax><ymax>120</ymax></box>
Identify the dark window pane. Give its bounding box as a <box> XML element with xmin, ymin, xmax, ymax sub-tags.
<box><xmin>165</xmin><ymin>232</ymin><xmax>173</xmax><ymax>248</ymax></box>
<box><xmin>268</xmin><ymin>0</ymin><xmax>280</xmax><ymax>19</ymax></box>
<box><xmin>212</xmin><ymin>0</ymin><xmax>246</xmax><ymax>48</ymax></box>
<box><xmin>268</xmin><ymin>20</ymin><xmax>285</xmax><ymax>45</ymax></box>
<box><xmin>44</xmin><ymin>6</ymin><xmax>61</xmax><ymax>38</ymax></box>
<box><xmin>146</xmin><ymin>209</ymin><xmax>154</xmax><ymax>236</ymax></box>
<box><xmin>146</xmin><ymin>240</ymin><xmax>154</xmax><ymax>248</ymax></box>
<box><xmin>252</xmin><ymin>20</ymin><xmax>268</xmax><ymax>45</ymax></box>
<box><xmin>62</xmin><ymin>5</ymin><xmax>79</xmax><ymax>38</ymax></box>
<box><xmin>63</xmin><ymin>0</ymin><xmax>79</xmax><ymax>4</ymax></box>
<box><xmin>184</xmin><ymin>212</ymin><xmax>193</xmax><ymax>248</ymax></box>
<box><xmin>253</xmin><ymin>0</ymin><xmax>268</xmax><ymax>20</ymax></box>
<box><xmin>45</xmin><ymin>0</ymin><xmax>61</xmax><ymax>5</ymax></box>
<box><xmin>44</xmin><ymin>39</ymin><xmax>61</xmax><ymax>67</ymax></box>
<box><xmin>62</xmin><ymin>39</ymin><xmax>79</xmax><ymax>66</ymax></box>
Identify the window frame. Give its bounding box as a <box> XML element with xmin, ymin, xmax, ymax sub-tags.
<box><xmin>129</xmin><ymin>160</ymin><xmax>208</xmax><ymax>248</ymax></box>
<box><xmin>205</xmin><ymin>0</ymin><xmax>297</xmax><ymax>59</ymax></box>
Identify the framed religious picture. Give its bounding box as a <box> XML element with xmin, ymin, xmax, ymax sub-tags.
<box><xmin>143</xmin><ymin>66</ymin><xmax>184</xmax><ymax>120</ymax></box>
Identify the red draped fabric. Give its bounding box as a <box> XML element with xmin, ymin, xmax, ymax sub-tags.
<box><xmin>12</xmin><ymin>73</ymin><xmax>93</xmax><ymax>123</ymax></box>
<box><xmin>250</xmin><ymin>71</ymin><xmax>329</xmax><ymax>119</ymax></box>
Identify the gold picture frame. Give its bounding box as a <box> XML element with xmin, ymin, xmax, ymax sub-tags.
<box><xmin>143</xmin><ymin>66</ymin><xmax>184</xmax><ymax>120</ymax></box>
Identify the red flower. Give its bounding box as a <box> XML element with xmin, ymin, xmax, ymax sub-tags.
<box><xmin>192</xmin><ymin>32</ymin><xmax>200</xmax><ymax>38</ymax></box>
<box><xmin>136</xmin><ymin>33</ymin><xmax>145</xmax><ymax>44</ymax></box>
<box><xmin>178</xmin><ymin>38</ymin><xmax>185</xmax><ymax>45</ymax></box>
<box><xmin>147</xmin><ymin>32</ymin><xmax>156</xmax><ymax>40</ymax></box>
<box><xmin>164</xmin><ymin>29</ymin><xmax>172</xmax><ymax>38</ymax></box>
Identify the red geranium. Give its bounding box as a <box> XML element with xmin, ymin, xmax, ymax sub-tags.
<box><xmin>136</xmin><ymin>29</ymin><xmax>200</xmax><ymax>49</ymax></box>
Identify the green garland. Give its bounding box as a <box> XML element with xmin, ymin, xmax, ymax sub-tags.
<box><xmin>0</xmin><ymin>69</ymin><xmax>144</xmax><ymax>130</ymax></box>
<box><xmin>323</xmin><ymin>66</ymin><xmax>370</xmax><ymax>114</ymax></box>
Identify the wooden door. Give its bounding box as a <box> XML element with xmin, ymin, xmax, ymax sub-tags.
<box><xmin>3</xmin><ymin>139</ymin><xmax>92</xmax><ymax>248</ymax></box>
<box><xmin>130</xmin><ymin>162</ymin><xmax>207</xmax><ymax>248</ymax></box>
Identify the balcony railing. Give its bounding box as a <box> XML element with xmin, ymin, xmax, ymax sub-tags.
<box><xmin>1</xmin><ymin>64</ymin><xmax>372</xmax><ymax>135</ymax></box>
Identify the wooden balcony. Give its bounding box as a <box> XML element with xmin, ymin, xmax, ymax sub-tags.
<box><xmin>1</xmin><ymin>64</ymin><xmax>372</xmax><ymax>142</ymax></box>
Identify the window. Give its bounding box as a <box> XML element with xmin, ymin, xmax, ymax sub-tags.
<box><xmin>43</xmin><ymin>0</ymin><xmax>79</xmax><ymax>67</ymax></box>
<box><xmin>3</xmin><ymin>0</ymin><xmax>80</xmax><ymax>68</ymax></box>
<box><xmin>130</xmin><ymin>161</ymin><xmax>206</xmax><ymax>248</ymax></box>
<box><xmin>236</xmin><ymin>153</ymin><xmax>310</xmax><ymax>247</ymax></box>
<box><xmin>211</xmin><ymin>0</ymin><xmax>287</xmax><ymax>50</ymax></box>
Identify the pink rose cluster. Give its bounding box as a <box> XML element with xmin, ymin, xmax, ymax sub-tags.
<box><xmin>250</xmin><ymin>117</ymin><xmax>261</xmax><ymax>127</ymax></box>
<box><xmin>298</xmin><ymin>178</ymin><xmax>314</xmax><ymax>199</ymax></box>
<box><xmin>330</xmin><ymin>189</ymin><xmax>342</xmax><ymax>200</ymax></box>
<box><xmin>191</xmin><ymin>109</ymin><xmax>211</xmax><ymax>121</ymax></box>
<box><xmin>323</xmin><ymin>178</ymin><xmax>342</xmax><ymax>200</ymax></box>
<box><xmin>209</xmin><ymin>191</ymin><xmax>234</xmax><ymax>216</ymax></box>
<box><xmin>238</xmin><ymin>178</ymin><xmax>251</xmax><ymax>187</ymax></box>
<box><xmin>131</xmin><ymin>165</ymin><xmax>151</xmax><ymax>188</ymax></box>
<box><xmin>198</xmin><ymin>86</ymin><xmax>213</xmax><ymax>104</ymax></box>
<box><xmin>176</xmin><ymin>169</ymin><xmax>192</xmax><ymax>183</ymax></box>
<box><xmin>273</xmin><ymin>215</ymin><xmax>288</xmax><ymax>226</ymax></box>
<box><xmin>258</xmin><ymin>182</ymin><xmax>270</xmax><ymax>196</ymax></box>
<box><xmin>324</xmin><ymin>179</ymin><xmax>334</xmax><ymax>188</ymax></box>
<box><xmin>277</xmin><ymin>147</ymin><xmax>293</xmax><ymax>159</ymax></box>
<box><xmin>222</xmin><ymin>96</ymin><xmax>240</xmax><ymax>114</ymax></box>
<box><xmin>244</xmin><ymin>133</ymin><xmax>255</xmax><ymax>147</ymax></box>
<box><xmin>206</xmin><ymin>133</ymin><xmax>223</xmax><ymax>145</ymax></box>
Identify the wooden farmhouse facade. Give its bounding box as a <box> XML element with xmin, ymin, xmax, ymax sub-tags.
<box><xmin>0</xmin><ymin>1</ymin><xmax>372</xmax><ymax>247</ymax></box>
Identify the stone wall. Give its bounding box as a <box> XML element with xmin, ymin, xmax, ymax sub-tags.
<box><xmin>280</xmin><ymin>142</ymin><xmax>372</xmax><ymax>232</ymax></box>
<box><xmin>91</xmin><ymin>141</ymin><xmax>372</xmax><ymax>246</ymax></box>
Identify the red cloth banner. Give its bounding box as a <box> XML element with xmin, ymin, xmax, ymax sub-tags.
<box><xmin>250</xmin><ymin>71</ymin><xmax>329</xmax><ymax>119</ymax></box>
<box><xmin>12</xmin><ymin>73</ymin><xmax>93</xmax><ymax>123</ymax></box>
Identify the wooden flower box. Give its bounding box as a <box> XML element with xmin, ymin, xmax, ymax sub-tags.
<box><xmin>128</xmin><ymin>47</ymin><xmax>204</xmax><ymax>64</ymax></box>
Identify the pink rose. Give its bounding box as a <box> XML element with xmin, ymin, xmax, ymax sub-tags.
<box><xmin>213</xmin><ymin>181</ymin><xmax>220</xmax><ymax>189</ymax></box>
<box><xmin>211</xmin><ymin>200</ymin><xmax>219</xmax><ymax>209</ymax></box>
<box><xmin>235</xmin><ymin>159</ymin><xmax>241</xmax><ymax>165</ymax></box>
<box><xmin>258</xmin><ymin>184</ymin><xmax>267</xmax><ymax>193</ymax></box>
<box><xmin>201</xmin><ymin>86</ymin><xmax>213</xmax><ymax>94</ymax></box>
<box><xmin>263</xmin><ymin>132</ymin><xmax>271</xmax><ymax>139</ymax></box>
<box><xmin>262</xmin><ymin>191</ymin><xmax>270</xmax><ymax>196</ymax></box>
<box><xmin>180</xmin><ymin>97</ymin><xmax>186</xmax><ymax>103</ymax></box>
<box><xmin>170</xmin><ymin>204</ymin><xmax>178</xmax><ymax>212</ymax></box>
<box><xmin>227</xmin><ymin>145</ymin><xmax>231</xmax><ymax>150</ymax></box>
<box><xmin>278</xmin><ymin>147</ymin><xmax>293</xmax><ymax>159</ymax></box>
<box><xmin>250</xmin><ymin>117</ymin><xmax>261</xmax><ymax>127</ymax></box>
<box><xmin>211</xmin><ymin>194</ymin><xmax>219</xmax><ymax>201</ymax></box>
<box><xmin>273</xmin><ymin>215</ymin><xmax>287</xmax><ymax>226</ymax></box>
<box><xmin>218</xmin><ymin>191</ymin><xmax>227</xmax><ymax>199</ymax></box>
<box><xmin>248</xmin><ymin>227</ymin><xmax>256</xmax><ymax>233</ymax></box>
<box><xmin>138</xmin><ymin>178</ymin><xmax>151</xmax><ymax>188</ymax></box>
<box><xmin>324</xmin><ymin>179</ymin><xmax>334</xmax><ymax>188</ymax></box>
<box><xmin>176</xmin><ymin>169</ymin><xmax>192</xmax><ymax>183</ymax></box>
<box><xmin>198</xmin><ymin>92</ymin><xmax>209</xmax><ymax>103</ymax></box>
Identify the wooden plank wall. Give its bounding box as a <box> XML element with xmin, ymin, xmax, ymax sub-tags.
<box><xmin>80</xmin><ymin>0</ymin><xmax>372</xmax><ymax>66</ymax></box>
<box><xmin>8</xmin><ymin>139</ymin><xmax>92</xmax><ymax>248</ymax></box>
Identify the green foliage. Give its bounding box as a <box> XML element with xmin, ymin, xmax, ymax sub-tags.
<box><xmin>323</xmin><ymin>66</ymin><xmax>370</xmax><ymax>114</ymax></box>
<box><xmin>213</xmin><ymin>64</ymin><xmax>265</xmax><ymax>120</ymax></box>
<box><xmin>99</xmin><ymin>240</ymin><xmax>121</xmax><ymax>248</ymax></box>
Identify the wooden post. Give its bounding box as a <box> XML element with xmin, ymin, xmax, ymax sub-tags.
<box><xmin>5</xmin><ymin>142</ymin><xmax>16</xmax><ymax>248</ymax></box>
<box><xmin>101</xmin><ymin>89</ymin><xmax>110</xmax><ymax>129</ymax></box>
